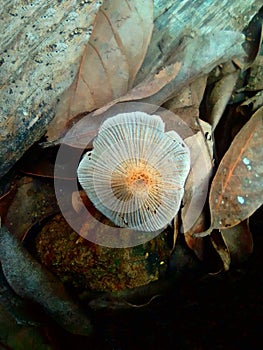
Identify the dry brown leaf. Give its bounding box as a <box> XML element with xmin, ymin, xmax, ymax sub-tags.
<box><xmin>234</xmin><ymin>14</ymin><xmax>263</xmax><ymax>69</ymax></box>
<box><xmin>45</xmin><ymin>30</ymin><xmax>244</xmax><ymax>145</ymax></box>
<box><xmin>198</xmin><ymin>106</ymin><xmax>263</xmax><ymax>235</ymax></box>
<box><xmin>52</xmin><ymin>100</ymin><xmax>186</xmax><ymax>149</ymax></box>
<box><xmin>91</xmin><ymin>31</ymin><xmax>245</xmax><ymax>120</ymax></box>
<box><xmin>210</xmin><ymin>231</ymin><xmax>231</xmax><ymax>271</ymax></box>
<box><xmin>139</xmin><ymin>31</ymin><xmax>245</xmax><ymax>107</ymax></box>
<box><xmin>184</xmin><ymin>211</ymin><xmax>206</xmax><ymax>261</ymax></box>
<box><xmin>207</xmin><ymin>64</ymin><xmax>239</xmax><ymax>131</ymax></box>
<box><xmin>182</xmin><ymin>120</ymin><xmax>214</xmax><ymax>234</ymax></box>
<box><xmin>165</xmin><ymin>75</ymin><xmax>208</xmax><ymax>111</ymax></box>
<box><xmin>163</xmin><ymin>75</ymin><xmax>208</xmax><ymax>133</ymax></box>
<box><xmin>0</xmin><ymin>224</ymin><xmax>93</xmax><ymax>335</ymax></box>
<box><xmin>46</xmin><ymin>0</ymin><xmax>154</xmax><ymax>142</ymax></box>
<box><xmin>220</xmin><ymin>220</ymin><xmax>253</xmax><ymax>265</ymax></box>
<box><xmin>172</xmin><ymin>215</ymin><xmax>179</xmax><ymax>252</ymax></box>
<box><xmin>245</xmin><ymin>56</ymin><xmax>263</xmax><ymax>91</ymax></box>
<box><xmin>182</xmin><ymin>120</ymin><xmax>213</xmax><ymax>259</ymax></box>
<box><xmin>92</xmin><ymin>62</ymin><xmax>182</xmax><ymax>117</ymax></box>
<box><xmin>4</xmin><ymin>177</ymin><xmax>58</xmax><ymax>240</ymax></box>
<box><xmin>237</xmin><ymin>90</ymin><xmax>263</xmax><ymax>117</ymax></box>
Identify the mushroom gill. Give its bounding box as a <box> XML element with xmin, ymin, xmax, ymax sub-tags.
<box><xmin>77</xmin><ymin>112</ymin><xmax>190</xmax><ymax>232</ymax></box>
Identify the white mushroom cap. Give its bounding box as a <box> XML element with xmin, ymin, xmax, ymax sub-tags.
<box><xmin>77</xmin><ymin>112</ymin><xmax>190</xmax><ymax>232</ymax></box>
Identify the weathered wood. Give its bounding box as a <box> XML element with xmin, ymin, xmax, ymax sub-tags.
<box><xmin>0</xmin><ymin>0</ymin><xmax>262</xmax><ymax>178</ymax></box>
<box><xmin>136</xmin><ymin>0</ymin><xmax>263</xmax><ymax>82</ymax></box>
<box><xmin>0</xmin><ymin>0</ymin><xmax>102</xmax><ymax>178</ymax></box>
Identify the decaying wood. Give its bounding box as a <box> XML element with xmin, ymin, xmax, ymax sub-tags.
<box><xmin>0</xmin><ymin>0</ymin><xmax>262</xmax><ymax>178</ymax></box>
<box><xmin>137</xmin><ymin>0</ymin><xmax>263</xmax><ymax>82</ymax></box>
<box><xmin>0</xmin><ymin>0</ymin><xmax>102</xmax><ymax>178</ymax></box>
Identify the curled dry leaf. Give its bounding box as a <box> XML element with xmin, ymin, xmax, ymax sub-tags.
<box><xmin>172</xmin><ymin>215</ymin><xmax>179</xmax><ymax>252</ymax></box>
<box><xmin>163</xmin><ymin>75</ymin><xmax>208</xmax><ymax>134</ymax></box>
<box><xmin>182</xmin><ymin>120</ymin><xmax>213</xmax><ymax>260</ymax></box>
<box><xmin>197</xmin><ymin>106</ymin><xmax>263</xmax><ymax>236</ymax></box>
<box><xmin>207</xmin><ymin>65</ymin><xmax>239</xmax><ymax>131</ymax></box>
<box><xmin>46</xmin><ymin>30</ymin><xmax>245</xmax><ymax>146</ymax></box>
<box><xmin>140</xmin><ymin>31</ymin><xmax>245</xmax><ymax>106</ymax></box>
<box><xmin>0</xmin><ymin>225</ymin><xmax>93</xmax><ymax>336</ymax></box>
<box><xmin>89</xmin><ymin>31</ymin><xmax>245</xmax><ymax>121</ymax></box>
<box><xmin>237</xmin><ymin>90</ymin><xmax>263</xmax><ymax>117</ymax></box>
<box><xmin>184</xmin><ymin>211</ymin><xmax>206</xmax><ymax>261</ymax></box>
<box><xmin>210</xmin><ymin>231</ymin><xmax>231</xmax><ymax>271</ymax></box>
<box><xmin>92</xmin><ymin>62</ymin><xmax>182</xmax><ymax>117</ymax></box>
<box><xmin>220</xmin><ymin>220</ymin><xmax>253</xmax><ymax>265</ymax></box>
<box><xmin>245</xmin><ymin>56</ymin><xmax>263</xmax><ymax>91</ymax></box>
<box><xmin>164</xmin><ymin>75</ymin><xmax>208</xmax><ymax>111</ymax></box>
<box><xmin>182</xmin><ymin>120</ymin><xmax>214</xmax><ymax>234</ymax></box>
<box><xmin>234</xmin><ymin>10</ymin><xmax>263</xmax><ymax>69</ymax></box>
<box><xmin>46</xmin><ymin>0</ymin><xmax>154</xmax><ymax>142</ymax></box>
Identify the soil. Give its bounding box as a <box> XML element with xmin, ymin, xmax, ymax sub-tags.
<box><xmin>41</xmin><ymin>206</ymin><xmax>263</xmax><ymax>350</ymax></box>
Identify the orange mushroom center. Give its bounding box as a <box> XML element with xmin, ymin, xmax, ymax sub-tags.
<box><xmin>128</xmin><ymin>171</ymin><xmax>150</xmax><ymax>197</ymax></box>
<box><xmin>111</xmin><ymin>159</ymin><xmax>161</xmax><ymax>202</ymax></box>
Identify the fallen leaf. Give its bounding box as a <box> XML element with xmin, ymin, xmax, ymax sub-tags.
<box><xmin>237</xmin><ymin>90</ymin><xmax>263</xmax><ymax>116</ymax></box>
<box><xmin>182</xmin><ymin>120</ymin><xmax>214</xmax><ymax>234</ymax></box>
<box><xmin>164</xmin><ymin>75</ymin><xmax>208</xmax><ymax>111</ymax></box>
<box><xmin>80</xmin><ymin>61</ymin><xmax>182</xmax><ymax>118</ymax></box>
<box><xmin>210</xmin><ymin>231</ymin><xmax>231</xmax><ymax>271</ymax></box>
<box><xmin>163</xmin><ymin>75</ymin><xmax>208</xmax><ymax>134</ymax></box>
<box><xmin>46</xmin><ymin>30</ymin><xmax>245</xmax><ymax>146</ymax></box>
<box><xmin>184</xmin><ymin>210</ymin><xmax>207</xmax><ymax>261</ymax></box>
<box><xmin>244</xmin><ymin>56</ymin><xmax>263</xmax><ymax>91</ymax></box>
<box><xmin>0</xmin><ymin>185</ymin><xmax>17</xmax><ymax>222</ymax></box>
<box><xmin>206</xmin><ymin>63</ymin><xmax>239</xmax><ymax>131</ymax></box>
<box><xmin>50</xmin><ymin>101</ymin><xmax>188</xmax><ymax>149</ymax></box>
<box><xmin>89</xmin><ymin>31</ymin><xmax>245</xmax><ymax>120</ymax></box>
<box><xmin>139</xmin><ymin>31</ymin><xmax>245</xmax><ymax>106</ymax></box>
<box><xmin>199</xmin><ymin>106</ymin><xmax>263</xmax><ymax>234</ymax></box>
<box><xmin>0</xmin><ymin>224</ymin><xmax>93</xmax><ymax>335</ymax></box>
<box><xmin>4</xmin><ymin>177</ymin><xmax>58</xmax><ymax>240</ymax></box>
<box><xmin>46</xmin><ymin>0</ymin><xmax>154</xmax><ymax>142</ymax></box>
<box><xmin>220</xmin><ymin>220</ymin><xmax>253</xmax><ymax>265</ymax></box>
<box><xmin>172</xmin><ymin>215</ymin><xmax>179</xmax><ymax>252</ymax></box>
<box><xmin>0</xmin><ymin>265</ymin><xmax>38</xmax><ymax>326</ymax></box>
<box><xmin>181</xmin><ymin>120</ymin><xmax>213</xmax><ymax>259</ymax></box>
<box><xmin>234</xmin><ymin>11</ymin><xmax>263</xmax><ymax>69</ymax></box>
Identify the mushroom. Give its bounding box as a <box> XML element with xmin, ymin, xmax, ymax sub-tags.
<box><xmin>77</xmin><ymin>112</ymin><xmax>190</xmax><ymax>232</ymax></box>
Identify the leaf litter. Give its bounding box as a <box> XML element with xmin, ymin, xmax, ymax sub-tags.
<box><xmin>196</xmin><ymin>106</ymin><xmax>263</xmax><ymax>235</ymax></box>
<box><xmin>46</xmin><ymin>29</ymin><xmax>245</xmax><ymax>143</ymax></box>
<box><xmin>220</xmin><ymin>220</ymin><xmax>253</xmax><ymax>265</ymax></box>
<box><xmin>46</xmin><ymin>0</ymin><xmax>154</xmax><ymax>142</ymax></box>
<box><xmin>1</xmin><ymin>1</ymin><xmax>263</xmax><ymax>341</ymax></box>
<box><xmin>206</xmin><ymin>62</ymin><xmax>240</xmax><ymax>131</ymax></box>
<box><xmin>0</xmin><ymin>222</ymin><xmax>93</xmax><ymax>336</ymax></box>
